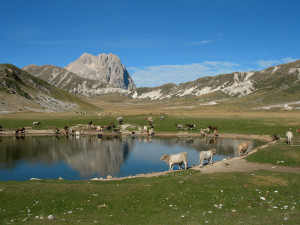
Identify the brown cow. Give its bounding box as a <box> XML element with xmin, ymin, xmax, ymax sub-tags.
<box><xmin>238</xmin><ymin>142</ymin><xmax>250</xmax><ymax>156</ymax></box>
<box><xmin>16</xmin><ymin>127</ymin><xmax>25</xmax><ymax>134</ymax></box>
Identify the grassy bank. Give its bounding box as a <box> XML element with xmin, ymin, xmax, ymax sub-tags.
<box><xmin>246</xmin><ymin>136</ymin><xmax>300</xmax><ymax>167</ymax></box>
<box><xmin>0</xmin><ymin>170</ymin><xmax>299</xmax><ymax>224</ymax></box>
<box><xmin>1</xmin><ymin>112</ymin><xmax>299</xmax><ymax>137</ymax></box>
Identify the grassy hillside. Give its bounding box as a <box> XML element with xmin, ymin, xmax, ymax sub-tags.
<box><xmin>0</xmin><ymin>64</ymin><xmax>99</xmax><ymax>112</ymax></box>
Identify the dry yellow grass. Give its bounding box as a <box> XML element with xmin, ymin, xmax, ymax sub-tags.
<box><xmin>250</xmin><ymin>175</ymin><xmax>289</xmax><ymax>187</ymax></box>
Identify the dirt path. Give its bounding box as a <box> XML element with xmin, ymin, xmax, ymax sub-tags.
<box><xmin>193</xmin><ymin>142</ymin><xmax>300</xmax><ymax>174</ymax></box>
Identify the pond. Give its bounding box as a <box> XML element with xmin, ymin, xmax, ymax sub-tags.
<box><xmin>0</xmin><ymin>135</ymin><xmax>264</xmax><ymax>181</ymax></box>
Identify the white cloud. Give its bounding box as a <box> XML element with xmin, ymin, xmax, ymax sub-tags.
<box><xmin>282</xmin><ymin>57</ymin><xmax>297</xmax><ymax>63</ymax></box>
<box><xmin>256</xmin><ymin>57</ymin><xmax>298</xmax><ymax>68</ymax></box>
<box><xmin>128</xmin><ymin>61</ymin><xmax>241</xmax><ymax>87</ymax></box>
<box><xmin>185</xmin><ymin>40</ymin><xmax>214</xmax><ymax>46</ymax></box>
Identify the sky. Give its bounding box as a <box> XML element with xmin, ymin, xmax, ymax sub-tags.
<box><xmin>0</xmin><ymin>0</ymin><xmax>299</xmax><ymax>87</ymax></box>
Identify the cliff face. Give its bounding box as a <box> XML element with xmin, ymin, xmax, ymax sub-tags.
<box><xmin>65</xmin><ymin>53</ymin><xmax>136</xmax><ymax>90</ymax></box>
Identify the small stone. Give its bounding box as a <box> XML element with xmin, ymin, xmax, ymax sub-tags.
<box><xmin>47</xmin><ymin>215</ymin><xmax>54</xmax><ymax>220</ymax></box>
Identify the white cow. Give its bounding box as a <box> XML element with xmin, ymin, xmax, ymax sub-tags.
<box><xmin>143</xmin><ymin>126</ymin><xmax>148</xmax><ymax>132</ymax></box>
<box><xmin>199</xmin><ymin>149</ymin><xmax>216</xmax><ymax>167</ymax></box>
<box><xmin>160</xmin><ymin>152</ymin><xmax>188</xmax><ymax>171</ymax></box>
<box><xmin>286</xmin><ymin>131</ymin><xmax>293</xmax><ymax>145</ymax></box>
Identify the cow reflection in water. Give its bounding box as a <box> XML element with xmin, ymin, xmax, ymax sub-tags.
<box><xmin>15</xmin><ymin>134</ymin><xmax>25</xmax><ymax>140</ymax></box>
<box><xmin>201</xmin><ymin>136</ymin><xmax>218</xmax><ymax>145</ymax></box>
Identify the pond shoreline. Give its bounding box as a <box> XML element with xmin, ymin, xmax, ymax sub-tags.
<box><xmin>0</xmin><ymin>129</ymin><xmax>280</xmax><ymax>182</ymax></box>
<box><xmin>0</xmin><ymin>129</ymin><xmax>272</xmax><ymax>142</ymax></box>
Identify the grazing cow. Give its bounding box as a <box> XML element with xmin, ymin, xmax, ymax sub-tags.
<box><xmin>208</xmin><ymin>126</ymin><xmax>218</xmax><ymax>131</ymax></box>
<box><xmin>146</xmin><ymin>117</ymin><xmax>153</xmax><ymax>122</ymax></box>
<box><xmin>214</xmin><ymin>129</ymin><xmax>218</xmax><ymax>137</ymax></box>
<box><xmin>64</xmin><ymin>126</ymin><xmax>69</xmax><ymax>134</ymax></box>
<box><xmin>238</xmin><ymin>142</ymin><xmax>250</xmax><ymax>156</ymax></box>
<box><xmin>186</xmin><ymin>124</ymin><xmax>196</xmax><ymax>130</ymax></box>
<box><xmin>148</xmin><ymin>128</ymin><xmax>155</xmax><ymax>136</ymax></box>
<box><xmin>53</xmin><ymin>128</ymin><xmax>60</xmax><ymax>135</ymax></box>
<box><xmin>143</xmin><ymin>126</ymin><xmax>148</xmax><ymax>132</ymax></box>
<box><xmin>149</xmin><ymin>121</ymin><xmax>154</xmax><ymax>128</ymax></box>
<box><xmin>0</xmin><ymin>125</ymin><xmax>3</xmax><ymax>132</ymax></box>
<box><xmin>96</xmin><ymin>126</ymin><xmax>103</xmax><ymax>131</ymax></box>
<box><xmin>175</xmin><ymin>124</ymin><xmax>184</xmax><ymax>130</ymax></box>
<box><xmin>138</xmin><ymin>126</ymin><xmax>143</xmax><ymax>133</ymax></box>
<box><xmin>16</xmin><ymin>127</ymin><xmax>25</xmax><ymax>134</ymax></box>
<box><xmin>88</xmin><ymin>121</ymin><xmax>93</xmax><ymax>128</ymax></box>
<box><xmin>296</xmin><ymin>128</ymin><xmax>300</xmax><ymax>134</ymax></box>
<box><xmin>200</xmin><ymin>129</ymin><xmax>206</xmax><ymax>136</ymax></box>
<box><xmin>160</xmin><ymin>152</ymin><xmax>188</xmax><ymax>171</ymax></box>
<box><xmin>200</xmin><ymin>128</ymin><xmax>210</xmax><ymax>136</ymax></box>
<box><xmin>117</xmin><ymin>117</ymin><xmax>123</xmax><ymax>125</ymax></box>
<box><xmin>199</xmin><ymin>149</ymin><xmax>216</xmax><ymax>167</ymax></box>
<box><xmin>272</xmin><ymin>133</ymin><xmax>280</xmax><ymax>141</ymax></box>
<box><xmin>286</xmin><ymin>131</ymin><xmax>293</xmax><ymax>145</ymax></box>
<box><xmin>33</xmin><ymin>121</ymin><xmax>41</xmax><ymax>126</ymax></box>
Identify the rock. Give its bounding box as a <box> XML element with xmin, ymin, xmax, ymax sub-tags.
<box><xmin>30</xmin><ymin>178</ymin><xmax>41</xmax><ymax>181</ymax></box>
<box><xmin>47</xmin><ymin>215</ymin><xmax>54</xmax><ymax>220</ymax></box>
<box><xmin>65</xmin><ymin>53</ymin><xmax>136</xmax><ymax>90</ymax></box>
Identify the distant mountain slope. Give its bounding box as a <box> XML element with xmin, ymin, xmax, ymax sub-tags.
<box><xmin>23</xmin><ymin>64</ymin><xmax>131</xmax><ymax>96</ymax></box>
<box><xmin>0</xmin><ymin>64</ymin><xmax>98</xmax><ymax>112</ymax></box>
<box><xmin>130</xmin><ymin>60</ymin><xmax>300</xmax><ymax>101</ymax></box>
<box><xmin>65</xmin><ymin>53</ymin><xmax>136</xmax><ymax>90</ymax></box>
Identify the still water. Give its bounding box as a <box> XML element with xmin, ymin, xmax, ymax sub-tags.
<box><xmin>0</xmin><ymin>135</ymin><xmax>264</xmax><ymax>181</ymax></box>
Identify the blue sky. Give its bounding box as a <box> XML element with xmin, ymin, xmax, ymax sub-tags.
<box><xmin>1</xmin><ymin>0</ymin><xmax>299</xmax><ymax>87</ymax></box>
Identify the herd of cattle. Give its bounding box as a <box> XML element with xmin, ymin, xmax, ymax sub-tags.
<box><xmin>2</xmin><ymin>116</ymin><xmax>298</xmax><ymax>170</ymax></box>
<box><xmin>160</xmin><ymin>142</ymin><xmax>252</xmax><ymax>171</ymax></box>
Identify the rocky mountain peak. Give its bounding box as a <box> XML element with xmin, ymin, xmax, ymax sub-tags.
<box><xmin>65</xmin><ymin>53</ymin><xmax>136</xmax><ymax>90</ymax></box>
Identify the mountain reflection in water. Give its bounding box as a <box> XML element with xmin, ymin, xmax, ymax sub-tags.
<box><xmin>0</xmin><ymin>135</ymin><xmax>264</xmax><ymax>181</ymax></box>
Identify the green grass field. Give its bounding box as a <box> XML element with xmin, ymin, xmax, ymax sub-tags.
<box><xmin>1</xmin><ymin>112</ymin><xmax>299</xmax><ymax>138</ymax></box>
<box><xmin>0</xmin><ymin>112</ymin><xmax>299</xmax><ymax>224</ymax></box>
<box><xmin>0</xmin><ymin>170</ymin><xmax>299</xmax><ymax>224</ymax></box>
<box><xmin>246</xmin><ymin>136</ymin><xmax>300</xmax><ymax>167</ymax></box>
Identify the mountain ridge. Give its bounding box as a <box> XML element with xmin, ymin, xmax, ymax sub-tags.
<box><xmin>0</xmin><ymin>64</ymin><xmax>98</xmax><ymax>112</ymax></box>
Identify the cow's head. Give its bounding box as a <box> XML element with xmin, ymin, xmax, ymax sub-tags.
<box><xmin>160</xmin><ymin>154</ymin><xmax>167</xmax><ymax>161</ymax></box>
